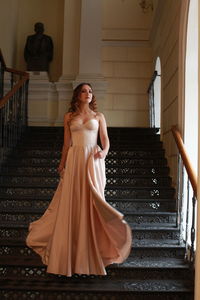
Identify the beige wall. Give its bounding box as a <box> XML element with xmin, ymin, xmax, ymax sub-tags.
<box><xmin>150</xmin><ymin>0</ymin><xmax>182</xmax><ymax>184</ymax></box>
<box><xmin>102</xmin><ymin>0</ymin><xmax>155</xmax><ymax>41</ymax></box>
<box><xmin>101</xmin><ymin>0</ymin><xmax>156</xmax><ymax>127</ymax></box>
<box><xmin>0</xmin><ymin>0</ymin><xmax>19</xmax><ymax>66</ymax></box>
<box><xmin>102</xmin><ymin>43</ymin><xmax>152</xmax><ymax>127</ymax></box>
<box><xmin>15</xmin><ymin>0</ymin><xmax>64</xmax><ymax>82</ymax></box>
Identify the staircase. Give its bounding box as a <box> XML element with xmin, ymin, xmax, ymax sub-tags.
<box><xmin>0</xmin><ymin>127</ymin><xmax>194</xmax><ymax>299</ymax></box>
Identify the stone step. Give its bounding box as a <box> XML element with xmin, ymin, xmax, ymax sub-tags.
<box><xmin>22</xmin><ymin>133</ymin><xmax>161</xmax><ymax>143</ymax></box>
<box><xmin>4</xmin><ymin>157</ymin><xmax>168</xmax><ymax>167</ymax></box>
<box><xmin>0</xmin><ymin>222</ymin><xmax>179</xmax><ymax>240</ymax></box>
<box><xmin>11</xmin><ymin>149</ymin><xmax>166</xmax><ymax>159</ymax></box>
<box><xmin>0</xmin><ymin>186</ymin><xmax>175</xmax><ymax>200</ymax></box>
<box><xmin>0</xmin><ymin>211</ymin><xmax>177</xmax><ymax>224</ymax></box>
<box><xmin>0</xmin><ymin>257</ymin><xmax>192</xmax><ymax>281</ymax></box>
<box><xmin>27</xmin><ymin>126</ymin><xmax>160</xmax><ymax>134</ymax></box>
<box><xmin>108</xmin><ymin>149</ymin><xmax>165</xmax><ymax>158</ymax></box>
<box><xmin>107</xmin><ymin>176</ymin><xmax>172</xmax><ymax>187</ymax></box>
<box><xmin>1</xmin><ymin>165</ymin><xmax>170</xmax><ymax>176</ymax></box>
<box><xmin>0</xmin><ymin>175</ymin><xmax>172</xmax><ymax>188</ymax></box>
<box><xmin>20</xmin><ymin>141</ymin><xmax>163</xmax><ymax>150</ymax></box>
<box><xmin>16</xmin><ymin>143</ymin><xmax>164</xmax><ymax>151</ymax></box>
<box><xmin>0</xmin><ymin>280</ymin><xmax>193</xmax><ymax>300</ymax></box>
<box><xmin>105</xmin><ymin>186</ymin><xmax>175</xmax><ymax>199</ymax></box>
<box><xmin>127</xmin><ymin>210</ymin><xmax>177</xmax><ymax>225</ymax></box>
<box><xmin>0</xmin><ymin>239</ymin><xmax>186</xmax><ymax>259</ymax></box>
<box><xmin>0</xmin><ymin>198</ymin><xmax>176</xmax><ymax>212</ymax></box>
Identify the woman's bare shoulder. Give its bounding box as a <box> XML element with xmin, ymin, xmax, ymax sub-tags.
<box><xmin>96</xmin><ymin>112</ymin><xmax>105</xmax><ymax>120</ymax></box>
<box><xmin>64</xmin><ymin>112</ymin><xmax>73</xmax><ymax>121</ymax></box>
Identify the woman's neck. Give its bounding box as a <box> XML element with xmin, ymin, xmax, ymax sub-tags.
<box><xmin>78</xmin><ymin>104</ymin><xmax>92</xmax><ymax>114</ymax></box>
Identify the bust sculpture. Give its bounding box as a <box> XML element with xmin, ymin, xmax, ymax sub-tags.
<box><xmin>24</xmin><ymin>22</ymin><xmax>53</xmax><ymax>72</ymax></box>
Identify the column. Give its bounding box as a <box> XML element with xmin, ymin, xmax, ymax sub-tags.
<box><xmin>195</xmin><ymin>1</ymin><xmax>200</xmax><ymax>297</ymax></box>
<box><xmin>56</xmin><ymin>0</ymin><xmax>82</xmax><ymax>125</ymax></box>
<box><xmin>73</xmin><ymin>0</ymin><xmax>107</xmax><ymax>112</ymax></box>
<box><xmin>78</xmin><ymin>0</ymin><xmax>102</xmax><ymax>79</ymax></box>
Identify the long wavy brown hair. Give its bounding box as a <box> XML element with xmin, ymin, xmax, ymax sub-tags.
<box><xmin>68</xmin><ymin>83</ymin><xmax>97</xmax><ymax>116</ymax></box>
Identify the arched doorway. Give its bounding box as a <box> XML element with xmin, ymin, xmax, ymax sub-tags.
<box><xmin>154</xmin><ymin>57</ymin><xmax>161</xmax><ymax>129</ymax></box>
<box><xmin>148</xmin><ymin>57</ymin><xmax>161</xmax><ymax>129</ymax></box>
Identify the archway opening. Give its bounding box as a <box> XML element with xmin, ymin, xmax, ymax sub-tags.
<box><xmin>154</xmin><ymin>57</ymin><xmax>161</xmax><ymax>129</ymax></box>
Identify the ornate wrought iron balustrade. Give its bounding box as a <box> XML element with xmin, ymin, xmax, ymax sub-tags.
<box><xmin>0</xmin><ymin>49</ymin><xmax>29</xmax><ymax>168</ymax></box>
<box><xmin>172</xmin><ymin>126</ymin><xmax>197</xmax><ymax>265</ymax></box>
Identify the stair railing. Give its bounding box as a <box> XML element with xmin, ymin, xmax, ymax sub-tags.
<box><xmin>0</xmin><ymin>49</ymin><xmax>29</xmax><ymax>167</ymax></box>
<box><xmin>172</xmin><ymin>125</ymin><xmax>197</xmax><ymax>264</ymax></box>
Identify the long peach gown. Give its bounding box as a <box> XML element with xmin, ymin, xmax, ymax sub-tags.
<box><xmin>26</xmin><ymin>118</ymin><xmax>132</xmax><ymax>276</ymax></box>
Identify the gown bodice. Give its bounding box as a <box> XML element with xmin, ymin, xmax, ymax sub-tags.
<box><xmin>70</xmin><ymin>119</ymin><xmax>99</xmax><ymax>147</ymax></box>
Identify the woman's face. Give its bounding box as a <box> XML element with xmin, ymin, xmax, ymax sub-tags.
<box><xmin>78</xmin><ymin>85</ymin><xmax>93</xmax><ymax>104</ymax></box>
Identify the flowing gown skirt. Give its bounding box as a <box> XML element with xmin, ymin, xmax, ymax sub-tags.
<box><xmin>26</xmin><ymin>142</ymin><xmax>132</xmax><ymax>277</ymax></box>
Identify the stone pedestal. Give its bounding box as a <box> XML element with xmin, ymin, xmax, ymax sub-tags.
<box><xmin>27</xmin><ymin>72</ymin><xmax>58</xmax><ymax>126</ymax></box>
<box><xmin>55</xmin><ymin>79</ymin><xmax>73</xmax><ymax>126</ymax></box>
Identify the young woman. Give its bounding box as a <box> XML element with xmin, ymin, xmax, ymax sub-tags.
<box><xmin>26</xmin><ymin>83</ymin><xmax>132</xmax><ymax>276</ymax></box>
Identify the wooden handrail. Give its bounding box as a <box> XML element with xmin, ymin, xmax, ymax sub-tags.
<box><xmin>0</xmin><ymin>48</ymin><xmax>29</xmax><ymax>108</ymax></box>
<box><xmin>6</xmin><ymin>67</ymin><xmax>29</xmax><ymax>77</ymax></box>
<box><xmin>171</xmin><ymin>125</ymin><xmax>197</xmax><ymax>197</ymax></box>
<box><xmin>0</xmin><ymin>75</ymin><xmax>29</xmax><ymax>108</ymax></box>
<box><xmin>0</xmin><ymin>49</ymin><xmax>27</xmax><ymax>76</ymax></box>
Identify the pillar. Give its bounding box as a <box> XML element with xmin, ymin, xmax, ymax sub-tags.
<box><xmin>195</xmin><ymin>1</ymin><xmax>200</xmax><ymax>298</ymax></box>
<box><xmin>73</xmin><ymin>0</ymin><xmax>107</xmax><ymax>113</ymax></box>
<box><xmin>56</xmin><ymin>0</ymin><xmax>107</xmax><ymax>125</ymax></box>
<box><xmin>56</xmin><ymin>0</ymin><xmax>82</xmax><ymax>125</ymax></box>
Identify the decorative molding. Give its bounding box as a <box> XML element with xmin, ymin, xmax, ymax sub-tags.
<box><xmin>102</xmin><ymin>28</ymin><xmax>150</xmax><ymax>41</ymax></box>
<box><xmin>102</xmin><ymin>40</ymin><xmax>151</xmax><ymax>47</ymax></box>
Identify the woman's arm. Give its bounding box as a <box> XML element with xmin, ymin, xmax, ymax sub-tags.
<box><xmin>58</xmin><ymin>113</ymin><xmax>72</xmax><ymax>174</ymax></box>
<box><xmin>94</xmin><ymin>112</ymin><xmax>110</xmax><ymax>159</ymax></box>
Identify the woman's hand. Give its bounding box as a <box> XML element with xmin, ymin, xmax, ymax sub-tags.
<box><xmin>58</xmin><ymin>164</ymin><xmax>65</xmax><ymax>178</ymax></box>
<box><xmin>94</xmin><ymin>150</ymin><xmax>107</xmax><ymax>159</ymax></box>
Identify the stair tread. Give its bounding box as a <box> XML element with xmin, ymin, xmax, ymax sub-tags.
<box><xmin>0</xmin><ymin>222</ymin><xmax>178</xmax><ymax>231</ymax></box>
<box><xmin>0</xmin><ymin>196</ymin><xmax>176</xmax><ymax>202</ymax></box>
<box><xmin>0</xmin><ymin>186</ymin><xmax>175</xmax><ymax>190</ymax></box>
<box><xmin>0</xmin><ymin>211</ymin><xmax>177</xmax><ymax>216</ymax></box>
<box><xmin>0</xmin><ymin>256</ymin><xmax>189</xmax><ymax>269</ymax></box>
<box><xmin>0</xmin><ymin>174</ymin><xmax>171</xmax><ymax>178</ymax></box>
<box><xmin>0</xmin><ymin>278</ymin><xmax>193</xmax><ymax>292</ymax></box>
<box><xmin>0</xmin><ymin>219</ymin><xmax>177</xmax><ymax>228</ymax></box>
<box><xmin>0</xmin><ymin>238</ymin><xmax>185</xmax><ymax>248</ymax></box>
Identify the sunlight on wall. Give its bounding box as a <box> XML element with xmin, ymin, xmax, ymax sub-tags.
<box><xmin>182</xmin><ymin>0</ymin><xmax>198</xmax><ymax>247</ymax></box>
<box><xmin>184</xmin><ymin>0</ymin><xmax>198</xmax><ymax>173</ymax></box>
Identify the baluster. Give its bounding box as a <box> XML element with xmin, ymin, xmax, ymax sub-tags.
<box><xmin>0</xmin><ymin>108</ymin><xmax>3</xmax><ymax>164</ymax></box>
<box><xmin>184</xmin><ymin>175</ymin><xmax>190</xmax><ymax>260</ymax></box>
<box><xmin>3</xmin><ymin>102</ymin><xmax>8</xmax><ymax>159</ymax></box>
<box><xmin>190</xmin><ymin>194</ymin><xmax>196</xmax><ymax>263</ymax></box>
<box><xmin>0</xmin><ymin>66</ymin><xmax>28</xmax><ymax>168</ymax></box>
<box><xmin>13</xmin><ymin>91</ymin><xmax>16</xmax><ymax>145</ymax></box>
<box><xmin>10</xmin><ymin>72</ymin><xmax>14</xmax><ymax>89</ymax></box>
<box><xmin>176</xmin><ymin>154</ymin><xmax>184</xmax><ymax>245</ymax></box>
<box><xmin>0</xmin><ymin>61</ymin><xmax>5</xmax><ymax>98</ymax></box>
<box><xmin>152</xmin><ymin>86</ymin><xmax>155</xmax><ymax>128</ymax></box>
